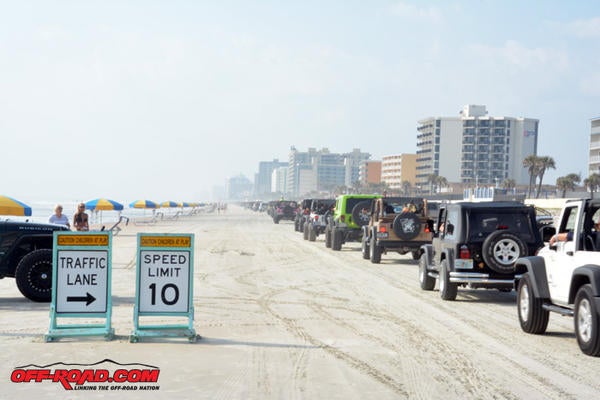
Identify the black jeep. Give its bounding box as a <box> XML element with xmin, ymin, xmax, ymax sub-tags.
<box><xmin>272</xmin><ymin>200</ymin><xmax>298</xmax><ymax>224</ymax></box>
<box><xmin>0</xmin><ymin>220</ymin><xmax>69</xmax><ymax>302</ymax></box>
<box><xmin>418</xmin><ymin>201</ymin><xmax>543</xmax><ymax>300</ymax></box>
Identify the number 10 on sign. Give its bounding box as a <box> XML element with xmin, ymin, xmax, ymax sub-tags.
<box><xmin>138</xmin><ymin>250</ymin><xmax>191</xmax><ymax>313</ymax></box>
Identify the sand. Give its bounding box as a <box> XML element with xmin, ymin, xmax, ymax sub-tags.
<box><xmin>1</xmin><ymin>205</ymin><xmax>599</xmax><ymax>399</ymax></box>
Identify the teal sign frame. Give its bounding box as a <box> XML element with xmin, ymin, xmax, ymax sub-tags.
<box><xmin>46</xmin><ymin>231</ymin><xmax>114</xmax><ymax>342</ymax></box>
<box><xmin>130</xmin><ymin>233</ymin><xmax>196</xmax><ymax>342</ymax></box>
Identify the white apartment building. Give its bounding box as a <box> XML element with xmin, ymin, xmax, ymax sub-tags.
<box><xmin>416</xmin><ymin>105</ymin><xmax>538</xmax><ymax>189</ymax></box>
<box><xmin>381</xmin><ymin>154</ymin><xmax>417</xmax><ymax>191</ymax></box>
<box><xmin>590</xmin><ymin>117</ymin><xmax>600</xmax><ymax>174</ymax></box>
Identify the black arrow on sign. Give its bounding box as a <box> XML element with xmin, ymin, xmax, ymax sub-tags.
<box><xmin>66</xmin><ymin>292</ymin><xmax>96</xmax><ymax>306</ymax></box>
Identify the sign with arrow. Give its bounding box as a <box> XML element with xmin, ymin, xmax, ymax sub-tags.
<box><xmin>46</xmin><ymin>231</ymin><xmax>114</xmax><ymax>342</ymax></box>
<box><xmin>55</xmin><ymin>249</ymin><xmax>108</xmax><ymax>314</ymax></box>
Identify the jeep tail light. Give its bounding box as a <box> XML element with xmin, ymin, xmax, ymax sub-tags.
<box><xmin>498</xmin><ymin>224</ymin><xmax>509</xmax><ymax>230</ymax></box>
<box><xmin>424</xmin><ymin>225</ymin><xmax>430</xmax><ymax>233</ymax></box>
<box><xmin>379</xmin><ymin>226</ymin><xmax>387</xmax><ymax>233</ymax></box>
<box><xmin>314</xmin><ymin>215</ymin><xmax>319</xmax><ymax>221</ymax></box>
<box><xmin>459</xmin><ymin>245</ymin><xmax>471</xmax><ymax>259</ymax></box>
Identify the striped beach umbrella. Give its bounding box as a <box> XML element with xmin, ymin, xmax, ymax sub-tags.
<box><xmin>161</xmin><ymin>201</ymin><xmax>178</xmax><ymax>208</ymax></box>
<box><xmin>129</xmin><ymin>200</ymin><xmax>160</xmax><ymax>209</ymax></box>
<box><xmin>0</xmin><ymin>195</ymin><xmax>32</xmax><ymax>216</ymax></box>
<box><xmin>85</xmin><ymin>198</ymin><xmax>124</xmax><ymax>211</ymax></box>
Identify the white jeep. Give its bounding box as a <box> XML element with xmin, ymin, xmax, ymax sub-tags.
<box><xmin>515</xmin><ymin>198</ymin><xmax>600</xmax><ymax>356</ymax></box>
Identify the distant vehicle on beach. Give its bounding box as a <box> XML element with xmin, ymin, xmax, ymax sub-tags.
<box><xmin>0</xmin><ymin>219</ymin><xmax>69</xmax><ymax>302</ymax></box>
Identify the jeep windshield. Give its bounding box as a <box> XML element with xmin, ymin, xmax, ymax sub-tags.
<box><xmin>467</xmin><ymin>211</ymin><xmax>534</xmax><ymax>241</ymax></box>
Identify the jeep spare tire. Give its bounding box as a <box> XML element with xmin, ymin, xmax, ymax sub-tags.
<box><xmin>351</xmin><ymin>201</ymin><xmax>372</xmax><ymax>227</ymax></box>
<box><xmin>392</xmin><ymin>212</ymin><xmax>421</xmax><ymax>240</ymax></box>
<box><xmin>482</xmin><ymin>230</ymin><xmax>526</xmax><ymax>274</ymax></box>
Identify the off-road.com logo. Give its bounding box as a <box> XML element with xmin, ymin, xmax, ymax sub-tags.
<box><xmin>11</xmin><ymin>359</ymin><xmax>160</xmax><ymax>391</ymax></box>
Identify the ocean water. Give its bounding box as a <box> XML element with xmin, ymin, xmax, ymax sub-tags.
<box><xmin>3</xmin><ymin>200</ymin><xmax>185</xmax><ymax>226</ymax></box>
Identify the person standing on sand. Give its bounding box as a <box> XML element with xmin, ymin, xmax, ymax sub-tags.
<box><xmin>49</xmin><ymin>204</ymin><xmax>70</xmax><ymax>229</ymax></box>
<box><xmin>73</xmin><ymin>203</ymin><xmax>89</xmax><ymax>231</ymax></box>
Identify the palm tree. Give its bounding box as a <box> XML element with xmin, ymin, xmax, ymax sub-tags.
<box><xmin>523</xmin><ymin>155</ymin><xmax>540</xmax><ymax>198</ymax></box>
<box><xmin>427</xmin><ymin>173</ymin><xmax>438</xmax><ymax>194</ymax></box>
<box><xmin>435</xmin><ymin>176</ymin><xmax>448</xmax><ymax>192</ymax></box>
<box><xmin>556</xmin><ymin>173</ymin><xmax>581</xmax><ymax>198</ymax></box>
<box><xmin>501</xmin><ymin>178</ymin><xmax>516</xmax><ymax>192</ymax></box>
<box><xmin>401</xmin><ymin>180</ymin><xmax>412</xmax><ymax>196</ymax></box>
<box><xmin>535</xmin><ymin>156</ymin><xmax>556</xmax><ymax>198</ymax></box>
<box><xmin>584</xmin><ymin>173</ymin><xmax>600</xmax><ymax>199</ymax></box>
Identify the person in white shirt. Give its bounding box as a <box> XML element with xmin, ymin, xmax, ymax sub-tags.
<box><xmin>48</xmin><ymin>204</ymin><xmax>70</xmax><ymax>229</ymax></box>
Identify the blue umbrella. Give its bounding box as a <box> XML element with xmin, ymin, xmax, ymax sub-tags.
<box><xmin>85</xmin><ymin>198</ymin><xmax>124</xmax><ymax>211</ymax></box>
<box><xmin>129</xmin><ymin>200</ymin><xmax>160</xmax><ymax>209</ymax></box>
<box><xmin>0</xmin><ymin>195</ymin><xmax>32</xmax><ymax>216</ymax></box>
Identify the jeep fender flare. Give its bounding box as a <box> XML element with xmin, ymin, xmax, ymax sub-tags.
<box><xmin>514</xmin><ymin>256</ymin><xmax>550</xmax><ymax>299</ymax></box>
<box><xmin>569</xmin><ymin>265</ymin><xmax>600</xmax><ymax>304</ymax></box>
<box><xmin>420</xmin><ymin>244</ymin><xmax>434</xmax><ymax>267</ymax></box>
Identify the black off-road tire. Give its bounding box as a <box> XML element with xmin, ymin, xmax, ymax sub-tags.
<box><xmin>517</xmin><ymin>274</ymin><xmax>549</xmax><ymax>334</ymax></box>
<box><xmin>482</xmin><ymin>230</ymin><xmax>526</xmax><ymax>274</ymax></box>
<box><xmin>273</xmin><ymin>217</ymin><xmax>280</xmax><ymax>224</ymax></box>
<box><xmin>332</xmin><ymin>228</ymin><xmax>342</xmax><ymax>251</ymax></box>
<box><xmin>370</xmin><ymin>233</ymin><xmax>382</xmax><ymax>264</ymax></box>
<box><xmin>419</xmin><ymin>253</ymin><xmax>435</xmax><ymax>291</ymax></box>
<box><xmin>351</xmin><ymin>201</ymin><xmax>372</xmax><ymax>227</ymax></box>
<box><xmin>308</xmin><ymin>224</ymin><xmax>317</xmax><ymax>242</ymax></box>
<box><xmin>15</xmin><ymin>249</ymin><xmax>53</xmax><ymax>302</ymax></box>
<box><xmin>411</xmin><ymin>250</ymin><xmax>421</xmax><ymax>261</ymax></box>
<box><xmin>392</xmin><ymin>212</ymin><xmax>421</xmax><ymax>240</ymax></box>
<box><xmin>361</xmin><ymin>234</ymin><xmax>370</xmax><ymax>259</ymax></box>
<box><xmin>303</xmin><ymin>223</ymin><xmax>309</xmax><ymax>240</ymax></box>
<box><xmin>439</xmin><ymin>259</ymin><xmax>457</xmax><ymax>301</ymax></box>
<box><xmin>575</xmin><ymin>284</ymin><xmax>600</xmax><ymax>356</ymax></box>
<box><xmin>325</xmin><ymin>225</ymin><xmax>332</xmax><ymax>248</ymax></box>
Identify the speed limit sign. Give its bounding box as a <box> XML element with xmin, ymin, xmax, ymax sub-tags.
<box><xmin>131</xmin><ymin>233</ymin><xmax>196</xmax><ymax>342</ymax></box>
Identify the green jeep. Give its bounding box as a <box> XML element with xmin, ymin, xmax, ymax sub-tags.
<box><xmin>325</xmin><ymin>194</ymin><xmax>381</xmax><ymax>251</ymax></box>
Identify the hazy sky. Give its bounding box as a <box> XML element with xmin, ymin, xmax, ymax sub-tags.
<box><xmin>1</xmin><ymin>1</ymin><xmax>598</xmax><ymax>202</ymax></box>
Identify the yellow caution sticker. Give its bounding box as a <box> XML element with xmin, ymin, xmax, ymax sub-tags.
<box><xmin>140</xmin><ymin>235</ymin><xmax>191</xmax><ymax>248</ymax></box>
<box><xmin>57</xmin><ymin>234</ymin><xmax>109</xmax><ymax>246</ymax></box>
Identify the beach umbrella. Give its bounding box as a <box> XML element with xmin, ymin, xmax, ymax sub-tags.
<box><xmin>129</xmin><ymin>200</ymin><xmax>160</xmax><ymax>209</ymax></box>
<box><xmin>0</xmin><ymin>195</ymin><xmax>32</xmax><ymax>216</ymax></box>
<box><xmin>85</xmin><ymin>198</ymin><xmax>124</xmax><ymax>211</ymax></box>
<box><xmin>161</xmin><ymin>201</ymin><xmax>178</xmax><ymax>208</ymax></box>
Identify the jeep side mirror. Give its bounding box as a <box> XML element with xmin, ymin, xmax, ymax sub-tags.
<box><xmin>541</xmin><ymin>226</ymin><xmax>556</xmax><ymax>243</ymax></box>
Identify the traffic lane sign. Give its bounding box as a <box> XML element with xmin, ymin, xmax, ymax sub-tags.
<box><xmin>138</xmin><ymin>250</ymin><xmax>190</xmax><ymax>313</ymax></box>
<box><xmin>55</xmin><ymin>250</ymin><xmax>108</xmax><ymax>314</ymax></box>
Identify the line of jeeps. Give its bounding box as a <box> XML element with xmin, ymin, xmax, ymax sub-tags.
<box><xmin>266</xmin><ymin>194</ymin><xmax>600</xmax><ymax>356</ymax></box>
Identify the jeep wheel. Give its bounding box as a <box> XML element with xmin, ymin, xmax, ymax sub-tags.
<box><xmin>303</xmin><ymin>223</ymin><xmax>309</xmax><ymax>240</ymax></box>
<box><xmin>325</xmin><ymin>226</ymin><xmax>332</xmax><ymax>248</ymax></box>
<box><xmin>361</xmin><ymin>234</ymin><xmax>370</xmax><ymax>260</ymax></box>
<box><xmin>419</xmin><ymin>254</ymin><xmax>435</xmax><ymax>291</ymax></box>
<box><xmin>411</xmin><ymin>250</ymin><xmax>420</xmax><ymax>261</ymax></box>
<box><xmin>482</xmin><ymin>231</ymin><xmax>526</xmax><ymax>274</ymax></box>
<box><xmin>439</xmin><ymin>260</ymin><xmax>457</xmax><ymax>301</ymax></box>
<box><xmin>308</xmin><ymin>224</ymin><xmax>317</xmax><ymax>242</ymax></box>
<box><xmin>332</xmin><ymin>228</ymin><xmax>342</xmax><ymax>251</ymax></box>
<box><xmin>294</xmin><ymin>218</ymin><xmax>300</xmax><ymax>231</ymax></box>
<box><xmin>370</xmin><ymin>235</ymin><xmax>381</xmax><ymax>264</ymax></box>
<box><xmin>517</xmin><ymin>274</ymin><xmax>549</xmax><ymax>334</ymax></box>
<box><xmin>15</xmin><ymin>249</ymin><xmax>53</xmax><ymax>302</ymax></box>
<box><xmin>392</xmin><ymin>212</ymin><xmax>421</xmax><ymax>240</ymax></box>
<box><xmin>273</xmin><ymin>217</ymin><xmax>280</xmax><ymax>224</ymax></box>
<box><xmin>575</xmin><ymin>284</ymin><xmax>600</xmax><ymax>356</ymax></box>
<box><xmin>351</xmin><ymin>201</ymin><xmax>372</xmax><ymax>227</ymax></box>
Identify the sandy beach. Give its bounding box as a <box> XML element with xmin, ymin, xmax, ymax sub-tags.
<box><xmin>2</xmin><ymin>205</ymin><xmax>599</xmax><ymax>399</ymax></box>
